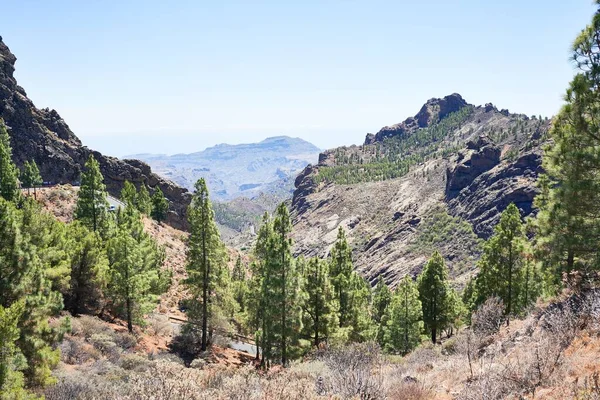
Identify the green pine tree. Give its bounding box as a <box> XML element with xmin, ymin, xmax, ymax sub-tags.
<box><xmin>329</xmin><ymin>227</ymin><xmax>373</xmax><ymax>342</ymax></box>
<box><xmin>151</xmin><ymin>187</ymin><xmax>169</xmax><ymax>224</ymax></box>
<box><xmin>0</xmin><ymin>120</ymin><xmax>20</xmax><ymax>202</ymax></box>
<box><xmin>75</xmin><ymin>155</ymin><xmax>110</xmax><ymax>235</ymax></box>
<box><xmin>268</xmin><ymin>203</ymin><xmax>303</xmax><ymax>366</ymax></box>
<box><xmin>135</xmin><ymin>183</ymin><xmax>152</xmax><ymax>215</ymax></box>
<box><xmin>383</xmin><ymin>275</ymin><xmax>423</xmax><ymax>355</ymax></box>
<box><xmin>372</xmin><ymin>275</ymin><xmax>392</xmax><ymax>345</ymax></box>
<box><xmin>120</xmin><ymin>180</ymin><xmax>137</xmax><ymax>208</ymax></box>
<box><xmin>474</xmin><ymin>204</ymin><xmax>533</xmax><ymax>324</ymax></box>
<box><xmin>21</xmin><ymin>161</ymin><xmax>42</xmax><ymax>199</ymax></box>
<box><xmin>184</xmin><ymin>178</ymin><xmax>231</xmax><ymax>351</ymax></box>
<box><xmin>106</xmin><ymin>206</ymin><xmax>167</xmax><ymax>333</ymax></box>
<box><xmin>418</xmin><ymin>251</ymin><xmax>452</xmax><ymax>344</ymax></box>
<box><xmin>301</xmin><ymin>257</ymin><xmax>339</xmax><ymax>347</ymax></box>
<box><xmin>0</xmin><ymin>301</ymin><xmax>38</xmax><ymax>400</ymax></box>
<box><xmin>0</xmin><ymin>198</ymin><xmax>63</xmax><ymax>387</ymax></box>
<box><xmin>64</xmin><ymin>222</ymin><xmax>108</xmax><ymax>315</ymax></box>
<box><xmin>533</xmin><ymin>8</ymin><xmax>600</xmax><ymax>285</ymax></box>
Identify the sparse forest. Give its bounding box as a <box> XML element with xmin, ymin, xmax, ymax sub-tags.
<box><xmin>2</xmin><ymin>2</ymin><xmax>600</xmax><ymax>400</ymax></box>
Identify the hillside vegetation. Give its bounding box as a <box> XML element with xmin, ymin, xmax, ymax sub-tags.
<box><xmin>2</xmin><ymin>3</ymin><xmax>600</xmax><ymax>400</ymax></box>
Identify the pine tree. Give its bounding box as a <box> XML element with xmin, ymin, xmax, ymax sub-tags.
<box><xmin>184</xmin><ymin>178</ymin><xmax>231</xmax><ymax>351</ymax></box>
<box><xmin>418</xmin><ymin>251</ymin><xmax>452</xmax><ymax>344</ymax></box>
<box><xmin>151</xmin><ymin>187</ymin><xmax>169</xmax><ymax>224</ymax></box>
<box><xmin>21</xmin><ymin>161</ymin><xmax>42</xmax><ymax>199</ymax></box>
<box><xmin>268</xmin><ymin>203</ymin><xmax>303</xmax><ymax>366</ymax></box>
<box><xmin>0</xmin><ymin>120</ymin><xmax>19</xmax><ymax>202</ymax></box>
<box><xmin>474</xmin><ymin>204</ymin><xmax>528</xmax><ymax>324</ymax></box>
<box><xmin>135</xmin><ymin>184</ymin><xmax>152</xmax><ymax>215</ymax></box>
<box><xmin>372</xmin><ymin>275</ymin><xmax>392</xmax><ymax>324</ymax></box>
<box><xmin>106</xmin><ymin>206</ymin><xmax>166</xmax><ymax>333</ymax></box>
<box><xmin>75</xmin><ymin>155</ymin><xmax>110</xmax><ymax>235</ymax></box>
<box><xmin>372</xmin><ymin>275</ymin><xmax>392</xmax><ymax>345</ymax></box>
<box><xmin>533</xmin><ymin>7</ymin><xmax>600</xmax><ymax>284</ymax></box>
<box><xmin>301</xmin><ymin>257</ymin><xmax>339</xmax><ymax>347</ymax></box>
<box><xmin>65</xmin><ymin>222</ymin><xmax>108</xmax><ymax>315</ymax></box>
<box><xmin>120</xmin><ymin>181</ymin><xmax>137</xmax><ymax>208</ymax></box>
<box><xmin>383</xmin><ymin>276</ymin><xmax>423</xmax><ymax>355</ymax></box>
<box><xmin>0</xmin><ymin>301</ymin><xmax>37</xmax><ymax>400</ymax></box>
<box><xmin>232</xmin><ymin>255</ymin><xmax>245</xmax><ymax>282</ymax></box>
<box><xmin>0</xmin><ymin>198</ymin><xmax>63</xmax><ymax>387</ymax></box>
<box><xmin>246</xmin><ymin>213</ymin><xmax>273</xmax><ymax>365</ymax></box>
<box><xmin>329</xmin><ymin>227</ymin><xmax>373</xmax><ymax>342</ymax></box>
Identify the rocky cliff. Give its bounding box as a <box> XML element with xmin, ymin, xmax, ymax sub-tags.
<box><xmin>291</xmin><ymin>95</ymin><xmax>550</xmax><ymax>287</ymax></box>
<box><xmin>0</xmin><ymin>37</ymin><xmax>191</xmax><ymax>229</ymax></box>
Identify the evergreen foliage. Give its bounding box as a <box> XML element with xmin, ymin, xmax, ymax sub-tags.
<box><xmin>329</xmin><ymin>227</ymin><xmax>373</xmax><ymax>342</ymax></box>
<box><xmin>151</xmin><ymin>187</ymin><xmax>169</xmax><ymax>224</ymax></box>
<box><xmin>301</xmin><ymin>257</ymin><xmax>339</xmax><ymax>347</ymax></box>
<box><xmin>106</xmin><ymin>206</ymin><xmax>167</xmax><ymax>332</ymax></box>
<box><xmin>314</xmin><ymin>107</ymin><xmax>472</xmax><ymax>185</ymax></box>
<box><xmin>75</xmin><ymin>155</ymin><xmax>110</xmax><ymax>236</ymax></box>
<box><xmin>533</xmin><ymin>10</ymin><xmax>600</xmax><ymax>286</ymax></box>
<box><xmin>184</xmin><ymin>178</ymin><xmax>232</xmax><ymax>352</ymax></box>
<box><xmin>0</xmin><ymin>198</ymin><xmax>64</xmax><ymax>388</ymax></box>
<box><xmin>21</xmin><ymin>160</ymin><xmax>42</xmax><ymax>198</ymax></box>
<box><xmin>64</xmin><ymin>222</ymin><xmax>108</xmax><ymax>315</ymax></box>
<box><xmin>120</xmin><ymin>181</ymin><xmax>137</xmax><ymax>208</ymax></box>
<box><xmin>473</xmin><ymin>204</ymin><xmax>541</xmax><ymax>323</ymax></box>
<box><xmin>417</xmin><ymin>251</ymin><xmax>452</xmax><ymax>344</ymax></box>
<box><xmin>383</xmin><ymin>276</ymin><xmax>423</xmax><ymax>354</ymax></box>
<box><xmin>135</xmin><ymin>184</ymin><xmax>152</xmax><ymax>215</ymax></box>
<box><xmin>0</xmin><ymin>120</ymin><xmax>20</xmax><ymax>202</ymax></box>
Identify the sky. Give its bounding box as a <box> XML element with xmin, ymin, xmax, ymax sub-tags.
<box><xmin>1</xmin><ymin>1</ymin><xmax>596</xmax><ymax>157</ymax></box>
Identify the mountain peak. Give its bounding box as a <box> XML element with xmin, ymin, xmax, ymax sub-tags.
<box><xmin>365</xmin><ymin>93</ymin><xmax>470</xmax><ymax>145</ymax></box>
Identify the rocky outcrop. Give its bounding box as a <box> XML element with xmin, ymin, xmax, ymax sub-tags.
<box><xmin>447</xmin><ymin>150</ymin><xmax>543</xmax><ymax>239</ymax></box>
<box><xmin>0</xmin><ymin>37</ymin><xmax>190</xmax><ymax>229</ymax></box>
<box><xmin>445</xmin><ymin>135</ymin><xmax>501</xmax><ymax>199</ymax></box>
<box><xmin>365</xmin><ymin>93</ymin><xmax>468</xmax><ymax>144</ymax></box>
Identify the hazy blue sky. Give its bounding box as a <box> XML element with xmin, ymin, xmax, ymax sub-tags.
<box><xmin>1</xmin><ymin>1</ymin><xmax>595</xmax><ymax>156</ymax></box>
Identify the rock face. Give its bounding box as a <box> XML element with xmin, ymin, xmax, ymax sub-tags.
<box><xmin>445</xmin><ymin>135</ymin><xmax>501</xmax><ymax>198</ymax></box>
<box><xmin>292</xmin><ymin>95</ymin><xmax>550</xmax><ymax>286</ymax></box>
<box><xmin>447</xmin><ymin>150</ymin><xmax>543</xmax><ymax>238</ymax></box>
<box><xmin>365</xmin><ymin>93</ymin><xmax>468</xmax><ymax>144</ymax></box>
<box><xmin>0</xmin><ymin>37</ymin><xmax>191</xmax><ymax>229</ymax></box>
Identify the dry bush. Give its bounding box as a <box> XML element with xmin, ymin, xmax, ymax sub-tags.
<box><xmin>471</xmin><ymin>296</ymin><xmax>504</xmax><ymax>337</ymax></box>
<box><xmin>60</xmin><ymin>337</ymin><xmax>100</xmax><ymax>364</ymax></box>
<box><xmin>317</xmin><ymin>342</ymin><xmax>385</xmax><ymax>400</ymax></box>
<box><xmin>148</xmin><ymin>313</ymin><xmax>173</xmax><ymax>337</ymax></box>
<box><xmin>76</xmin><ymin>315</ymin><xmax>112</xmax><ymax>339</ymax></box>
<box><xmin>89</xmin><ymin>333</ymin><xmax>121</xmax><ymax>362</ymax></box>
<box><xmin>387</xmin><ymin>377</ymin><xmax>434</xmax><ymax>400</ymax></box>
<box><xmin>120</xmin><ymin>354</ymin><xmax>151</xmax><ymax>372</ymax></box>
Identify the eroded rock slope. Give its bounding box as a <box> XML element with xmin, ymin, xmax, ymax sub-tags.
<box><xmin>292</xmin><ymin>94</ymin><xmax>550</xmax><ymax>286</ymax></box>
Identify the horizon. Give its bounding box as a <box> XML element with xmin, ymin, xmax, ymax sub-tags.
<box><xmin>1</xmin><ymin>1</ymin><xmax>595</xmax><ymax>157</ymax></box>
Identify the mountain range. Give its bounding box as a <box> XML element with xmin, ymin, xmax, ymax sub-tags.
<box><xmin>126</xmin><ymin>136</ymin><xmax>320</xmax><ymax>201</ymax></box>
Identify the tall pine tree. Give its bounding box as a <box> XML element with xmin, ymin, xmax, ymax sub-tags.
<box><xmin>75</xmin><ymin>155</ymin><xmax>110</xmax><ymax>235</ymax></box>
<box><xmin>418</xmin><ymin>251</ymin><xmax>452</xmax><ymax>344</ymax></box>
<box><xmin>0</xmin><ymin>120</ymin><xmax>19</xmax><ymax>202</ymax></box>
<box><xmin>301</xmin><ymin>257</ymin><xmax>339</xmax><ymax>347</ymax></box>
<box><xmin>21</xmin><ymin>161</ymin><xmax>42</xmax><ymax>199</ymax></box>
<box><xmin>474</xmin><ymin>204</ymin><xmax>530</xmax><ymax>324</ymax></box>
<box><xmin>106</xmin><ymin>206</ymin><xmax>166</xmax><ymax>332</ymax></box>
<box><xmin>151</xmin><ymin>187</ymin><xmax>169</xmax><ymax>224</ymax></box>
<box><xmin>383</xmin><ymin>276</ymin><xmax>423</xmax><ymax>355</ymax></box>
<box><xmin>184</xmin><ymin>178</ymin><xmax>231</xmax><ymax>351</ymax></box>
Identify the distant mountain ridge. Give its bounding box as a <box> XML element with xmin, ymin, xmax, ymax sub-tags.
<box><xmin>127</xmin><ymin>136</ymin><xmax>321</xmax><ymax>201</ymax></box>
